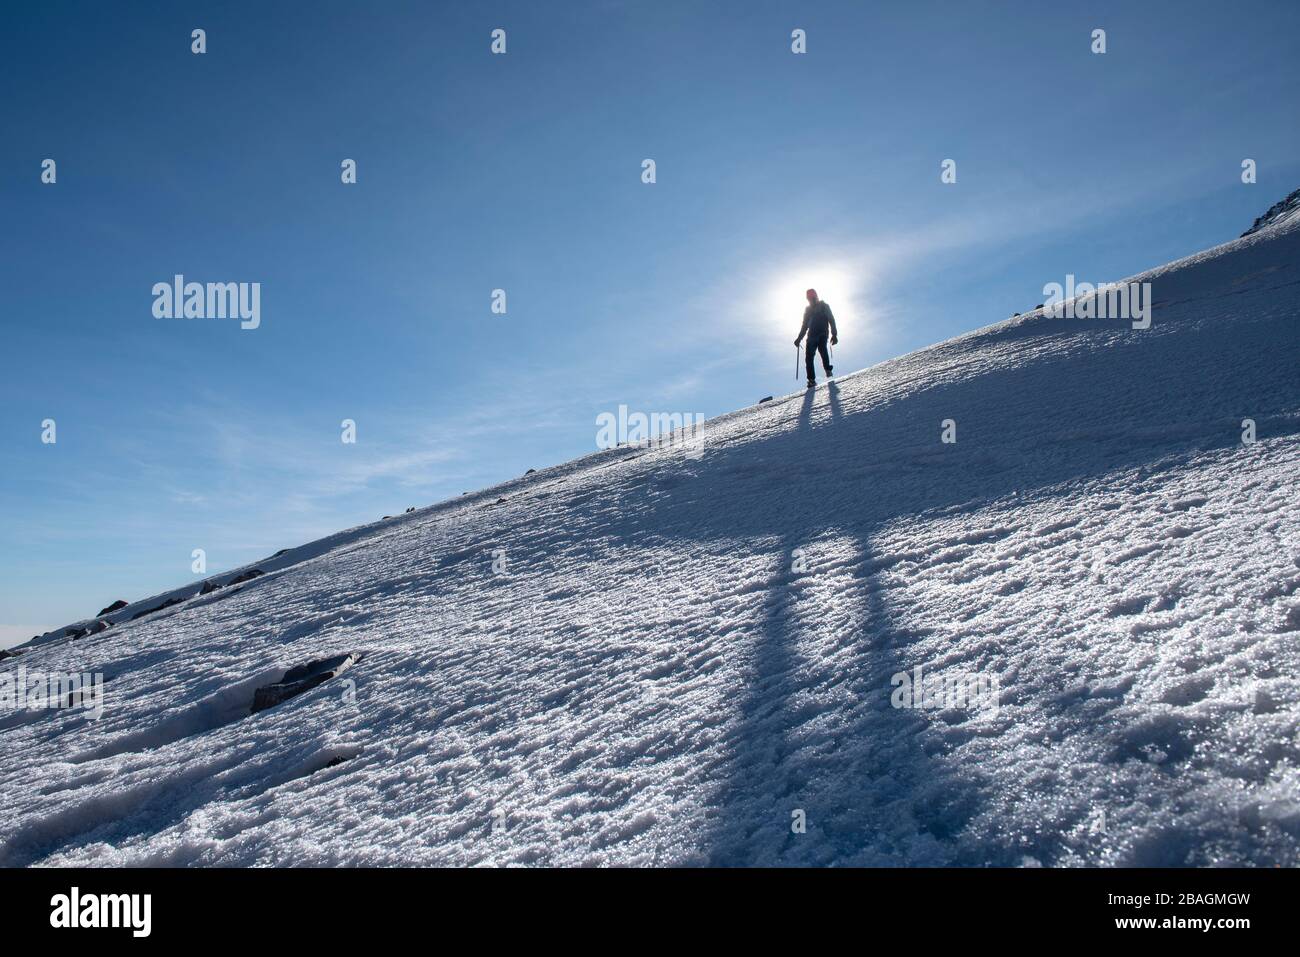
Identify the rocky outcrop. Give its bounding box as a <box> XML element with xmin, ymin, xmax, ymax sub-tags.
<box><xmin>251</xmin><ymin>653</ymin><xmax>358</xmax><ymax>714</ymax></box>
<box><xmin>227</xmin><ymin>568</ymin><xmax>264</xmax><ymax>587</ymax></box>
<box><xmin>97</xmin><ymin>599</ymin><xmax>129</xmax><ymax>616</ymax></box>
<box><xmin>130</xmin><ymin>596</ymin><xmax>186</xmax><ymax>621</ymax></box>
<box><xmin>200</xmin><ymin>568</ymin><xmax>265</xmax><ymax>595</ymax></box>
<box><xmin>1242</xmin><ymin>187</ymin><xmax>1300</xmax><ymax>237</ymax></box>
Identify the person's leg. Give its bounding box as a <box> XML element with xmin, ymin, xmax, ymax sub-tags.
<box><xmin>816</xmin><ymin>339</ymin><xmax>831</xmax><ymax>375</ymax></box>
<box><xmin>805</xmin><ymin>339</ymin><xmax>818</xmax><ymax>382</ymax></box>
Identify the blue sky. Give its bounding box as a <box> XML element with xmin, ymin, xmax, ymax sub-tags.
<box><xmin>3</xmin><ymin>0</ymin><xmax>1298</xmax><ymax>643</ymax></box>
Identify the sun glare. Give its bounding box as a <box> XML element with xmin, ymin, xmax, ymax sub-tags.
<box><xmin>761</xmin><ymin>263</ymin><xmax>865</xmax><ymax>344</ymax></box>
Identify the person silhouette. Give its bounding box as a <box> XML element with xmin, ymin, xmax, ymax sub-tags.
<box><xmin>794</xmin><ymin>288</ymin><xmax>838</xmax><ymax>388</ymax></box>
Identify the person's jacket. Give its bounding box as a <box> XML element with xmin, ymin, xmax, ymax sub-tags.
<box><xmin>797</xmin><ymin>300</ymin><xmax>837</xmax><ymax>343</ymax></box>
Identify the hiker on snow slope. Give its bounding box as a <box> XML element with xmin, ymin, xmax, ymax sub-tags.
<box><xmin>794</xmin><ymin>288</ymin><xmax>838</xmax><ymax>388</ymax></box>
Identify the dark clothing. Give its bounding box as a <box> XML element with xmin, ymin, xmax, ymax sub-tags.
<box><xmin>796</xmin><ymin>300</ymin><xmax>837</xmax><ymax>344</ymax></box>
<box><xmin>805</xmin><ymin>334</ymin><xmax>831</xmax><ymax>381</ymax></box>
<box><xmin>796</xmin><ymin>299</ymin><xmax>837</xmax><ymax>383</ymax></box>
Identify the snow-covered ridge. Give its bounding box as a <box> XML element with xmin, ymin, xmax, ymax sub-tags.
<box><xmin>2</xmin><ymin>203</ymin><xmax>1298</xmax><ymax>867</ymax></box>
<box><xmin>1242</xmin><ymin>187</ymin><xmax>1300</xmax><ymax>237</ymax></box>
<box><xmin>18</xmin><ymin>196</ymin><xmax>1299</xmax><ymax>653</ymax></box>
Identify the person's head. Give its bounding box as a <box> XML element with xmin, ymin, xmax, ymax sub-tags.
<box><xmin>806</xmin><ymin>288</ymin><xmax>818</xmax><ymax>304</ymax></box>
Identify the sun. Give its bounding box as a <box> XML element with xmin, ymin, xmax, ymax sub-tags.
<box><xmin>760</xmin><ymin>262</ymin><xmax>864</xmax><ymax>343</ymax></box>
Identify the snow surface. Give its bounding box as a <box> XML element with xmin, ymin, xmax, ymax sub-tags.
<box><xmin>3</xmin><ymin>217</ymin><xmax>1299</xmax><ymax>867</ymax></box>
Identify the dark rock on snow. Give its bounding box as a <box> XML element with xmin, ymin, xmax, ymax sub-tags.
<box><xmin>199</xmin><ymin>579</ymin><xmax>223</xmax><ymax>595</ymax></box>
<box><xmin>227</xmin><ymin>568</ymin><xmax>265</xmax><ymax>587</ymax></box>
<box><xmin>97</xmin><ymin>599</ymin><xmax>129</xmax><ymax>616</ymax></box>
<box><xmin>1241</xmin><ymin>187</ymin><xmax>1300</xmax><ymax>237</ymax></box>
<box><xmin>131</xmin><ymin>596</ymin><xmax>186</xmax><ymax>621</ymax></box>
<box><xmin>252</xmin><ymin>653</ymin><xmax>358</xmax><ymax>714</ymax></box>
<box><xmin>758</xmin><ymin>396</ymin><xmax>773</xmax><ymax>404</ymax></box>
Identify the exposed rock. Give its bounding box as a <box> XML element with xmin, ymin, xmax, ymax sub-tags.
<box><xmin>758</xmin><ymin>396</ymin><xmax>773</xmax><ymax>403</ymax></box>
<box><xmin>64</xmin><ymin>627</ymin><xmax>88</xmax><ymax>641</ymax></box>
<box><xmin>525</xmin><ymin>469</ymin><xmax>536</xmax><ymax>475</ymax></box>
<box><xmin>251</xmin><ymin>653</ymin><xmax>358</xmax><ymax>714</ymax></box>
<box><xmin>271</xmin><ymin>548</ymin><xmax>289</xmax><ymax>558</ymax></box>
<box><xmin>97</xmin><ymin>599</ymin><xmax>129</xmax><ymax>616</ymax></box>
<box><xmin>199</xmin><ymin>579</ymin><xmax>223</xmax><ymax>595</ymax></box>
<box><xmin>405</xmin><ymin>506</ymin><xmax>415</xmax><ymax>513</ymax></box>
<box><xmin>131</xmin><ymin>596</ymin><xmax>185</xmax><ymax>621</ymax></box>
<box><xmin>227</xmin><ymin>568</ymin><xmax>265</xmax><ymax>587</ymax></box>
<box><xmin>1242</xmin><ymin>187</ymin><xmax>1300</xmax><ymax>237</ymax></box>
<box><xmin>0</xmin><ymin>648</ymin><xmax>25</xmax><ymax>661</ymax></box>
<box><xmin>87</xmin><ymin>619</ymin><xmax>111</xmax><ymax>635</ymax></box>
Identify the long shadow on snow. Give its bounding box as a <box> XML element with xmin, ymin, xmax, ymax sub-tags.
<box><xmin>614</xmin><ymin>263</ymin><xmax>1300</xmax><ymax>865</ymax></box>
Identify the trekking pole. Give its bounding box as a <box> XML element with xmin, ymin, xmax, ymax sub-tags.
<box><xmin>795</xmin><ymin>344</ymin><xmax>801</xmax><ymax>380</ymax></box>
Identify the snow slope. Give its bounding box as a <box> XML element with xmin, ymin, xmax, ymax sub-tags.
<box><xmin>3</xmin><ymin>215</ymin><xmax>1299</xmax><ymax>868</ymax></box>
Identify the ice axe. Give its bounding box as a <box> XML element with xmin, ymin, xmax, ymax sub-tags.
<box><xmin>795</xmin><ymin>343</ymin><xmax>802</xmax><ymax>380</ymax></box>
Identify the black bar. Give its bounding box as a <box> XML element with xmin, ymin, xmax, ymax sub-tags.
<box><xmin>0</xmin><ymin>867</ymin><xmax>1288</xmax><ymax>942</ymax></box>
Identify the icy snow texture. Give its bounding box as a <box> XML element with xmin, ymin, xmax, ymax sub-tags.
<box><xmin>2</xmin><ymin>219</ymin><xmax>1299</xmax><ymax>867</ymax></box>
